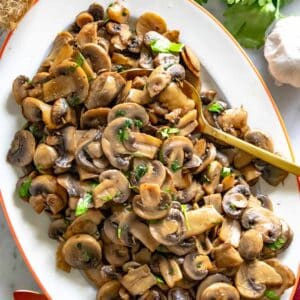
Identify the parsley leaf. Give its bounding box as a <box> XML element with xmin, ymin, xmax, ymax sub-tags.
<box><xmin>75</xmin><ymin>53</ymin><xmax>85</xmax><ymax>67</ymax></box>
<box><xmin>134</xmin><ymin>119</ymin><xmax>143</xmax><ymax>128</ymax></box>
<box><xmin>221</xmin><ymin>167</ymin><xmax>232</xmax><ymax>178</ymax></box>
<box><xmin>29</xmin><ymin>123</ymin><xmax>44</xmax><ymax>139</ymax></box>
<box><xmin>266</xmin><ymin>237</ymin><xmax>286</xmax><ymax>250</ymax></box>
<box><xmin>170</xmin><ymin>160</ymin><xmax>182</xmax><ymax>173</ymax></box>
<box><xmin>118</xmin><ymin>119</ymin><xmax>133</xmax><ymax>142</ymax></box>
<box><xmin>155</xmin><ymin>275</ymin><xmax>165</xmax><ymax>284</ymax></box>
<box><xmin>159</xmin><ymin>127</ymin><xmax>180</xmax><ymax>139</ymax></box>
<box><xmin>18</xmin><ymin>178</ymin><xmax>32</xmax><ymax>198</ymax></box>
<box><xmin>150</xmin><ymin>39</ymin><xmax>184</xmax><ymax>54</ymax></box>
<box><xmin>134</xmin><ymin>163</ymin><xmax>148</xmax><ymax>181</ymax></box>
<box><xmin>207</xmin><ymin>102</ymin><xmax>225</xmax><ymax>113</ymax></box>
<box><xmin>264</xmin><ymin>290</ymin><xmax>280</xmax><ymax>300</ymax></box>
<box><xmin>75</xmin><ymin>192</ymin><xmax>93</xmax><ymax>216</ymax></box>
<box><xmin>117</xmin><ymin>226</ymin><xmax>122</xmax><ymax>239</ymax></box>
<box><xmin>115</xmin><ymin>110</ymin><xmax>126</xmax><ymax>117</ymax></box>
<box><xmin>181</xmin><ymin>204</ymin><xmax>191</xmax><ymax>229</ymax></box>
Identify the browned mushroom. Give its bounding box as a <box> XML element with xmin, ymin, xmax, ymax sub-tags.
<box><xmin>33</xmin><ymin>143</ymin><xmax>58</xmax><ymax>171</ymax></box>
<box><xmin>12</xmin><ymin>75</ymin><xmax>30</xmax><ymax>104</ymax></box>
<box><xmin>107</xmin><ymin>2</ymin><xmax>129</xmax><ymax>24</ymax></box>
<box><xmin>238</xmin><ymin>229</ymin><xmax>264</xmax><ymax>260</ymax></box>
<box><xmin>213</xmin><ymin>243</ymin><xmax>243</xmax><ymax>268</ymax></box>
<box><xmin>201</xmin><ymin>283</ymin><xmax>240</xmax><ymax>300</ymax></box>
<box><xmin>96</xmin><ymin>280</ymin><xmax>121</xmax><ymax>300</ymax></box>
<box><xmin>136</xmin><ymin>13</ymin><xmax>167</xmax><ymax>36</ymax></box>
<box><xmin>80</xmin><ymin>107</ymin><xmax>111</xmax><ymax>129</ymax></box>
<box><xmin>159</xmin><ymin>256</ymin><xmax>183</xmax><ymax>288</ymax></box>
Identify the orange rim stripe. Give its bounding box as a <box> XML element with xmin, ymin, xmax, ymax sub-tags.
<box><xmin>0</xmin><ymin>0</ymin><xmax>299</xmax><ymax>299</ymax></box>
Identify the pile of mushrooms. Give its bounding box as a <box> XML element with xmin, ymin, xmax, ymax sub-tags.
<box><xmin>7</xmin><ymin>2</ymin><xmax>295</xmax><ymax>299</ymax></box>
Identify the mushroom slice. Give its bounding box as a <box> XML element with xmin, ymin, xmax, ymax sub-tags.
<box><xmin>181</xmin><ymin>46</ymin><xmax>200</xmax><ymax>77</ymax></box>
<box><xmin>136</xmin><ymin>12</ymin><xmax>167</xmax><ymax>36</ymax></box>
<box><xmin>214</xmin><ymin>243</ymin><xmax>243</xmax><ymax>268</ymax></box>
<box><xmin>96</xmin><ymin>280</ymin><xmax>121</xmax><ymax>300</ymax></box>
<box><xmin>196</xmin><ymin>274</ymin><xmax>232</xmax><ymax>299</ymax></box>
<box><xmin>219</xmin><ymin>218</ymin><xmax>241</xmax><ymax>248</ymax></box>
<box><xmin>104</xmin><ymin>243</ymin><xmax>130</xmax><ymax>267</ymax></box>
<box><xmin>158</xmin><ymin>82</ymin><xmax>195</xmax><ymax>112</ymax></box>
<box><xmin>102</xmin><ymin>117</ymin><xmax>132</xmax><ymax>170</ymax></box>
<box><xmin>7</xmin><ymin>130</ymin><xmax>35</xmax><ymax>167</ymax></box>
<box><xmin>147</xmin><ymin>66</ymin><xmax>172</xmax><ymax>98</ymax></box>
<box><xmin>260</xmin><ymin>163</ymin><xmax>288</xmax><ymax>186</ymax></box>
<box><xmin>43</xmin><ymin>61</ymin><xmax>89</xmax><ymax>103</ymax></box>
<box><xmin>176</xmin><ymin>109</ymin><xmax>198</xmax><ymax>137</ymax></box>
<box><xmin>235</xmin><ymin>261</ymin><xmax>282</xmax><ymax>299</ymax></box>
<box><xmin>264</xmin><ymin>259</ymin><xmax>296</xmax><ymax>297</ymax></box>
<box><xmin>202</xmin><ymin>160</ymin><xmax>223</xmax><ymax>195</ymax></box>
<box><xmin>133</xmin><ymin>183</ymin><xmax>171</xmax><ymax>220</ymax></box>
<box><xmin>222</xmin><ymin>185</ymin><xmax>250</xmax><ymax>219</ymax></box>
<box><xmin>62</xmin><ymin>234</ymin><xmax>101</xmax><ymax>269</ymax></box>
<box><xmin>13</xmin><ymin>75</ymin><xmax>30</xmax><ymax>104</ymax></box>
<box><xmin>193</xmin><ymin>141</ymin><xmax>216</xmax><ymax>174</ymax></box>
<box><xmin>51</xmin><ymin>98</ymin><xmax>76</xmax><ymax>126</ymax></box>
<box><xmin>107</xmin><ymin>103</ymin><xmax>149</xmax><ymax>125</ymax></box>
<box><xmin>48</xmin><ymin>219</ymin><xmax>68</xmax><ymax>241</ymax></box>
<box><xmin>75</xmin><ymin>11</ymin><xmax>94</xmax><ymax>28</ymax></box>
<box><xmin>82</xmin><ymin>43</ymin><xmax>111</xmax><ymax>73</ymax></box>
<box><xmin>88</xmin><ymin>3</ymin><xmax>104</xmax><ymax>21</ymax></box>
<box><xmin>125</xmin><ymin>88</ymin><xmax>152</xmax><ymax>105</ymax></box>
<box><xmin>183</xmin><ymin>252</ymin><xmax>212</xmax><ymax>281</ymax></box>
<box><xmin>33</xmin><ymin>143</ymin><xmax>58</xmax><ymax>170</ymax></box>
<box><xmin>85</xmin><ymin>265</ymin><xmax>119</xmax><ymax>289</ymax></box>
<box><xmin>244</xmin><ymin>130</ymin><xmax>274</xmax><ymax>152</ymax></box>
<box><xmin>80</xmin><ymin>107</ymin><xmax>111</xmax><ymax>129</ymax></box>
<box><xmin>93</xmin><ymin>169</ymin><xmax>130</xmax><ymax>208</ymax></box>
<box><xmin>139</xmin><ymin>47</ymin><xmax>153</xmax><ymax>69</ymax></box>
<box><xmin>177</xmin><ymin>181</ymin><xmax>204</xmax><ymax>204</ymax></box>
<box><xmin>167</xmin><ymin>237</ymin><xmax>196</xmax><ymax>256</ymax></box>
<box><xmin>241</xmin><ymin>207</ymin><xmax>282</xmax><ymax>243</ymax></box>
<box><xmin>238</xmin><ymin>229</ymin><xmax>263</xmax><ymax>261</ymax></box>
<box><xmin>77</xmin><ymin>22</ymin><xmax>98</xmax><ymax>48</ymax></box>
<box><xmin>121</xmin><ymin>265</ymin><xmax>156</xmax><ymax>296</ymax></box>
<box><xmin>201</xmin><ymin>283</ymin><xmax>240</xmax><ymax>300</ymax></box>
<box><xmin>184</xmin><ymin>206</ymin><xmax>223</xmax><ymax>238</ymax></box>
<box><xmin>149</xmin><ymin>206</ymin><xmax>185</xmax><ymax>246</ymax></box>
<box><xmin>64</xmin><ymin>209</ymin><xmax>104</xmax><ymax>239</ymax></box>
<box><xmin>153</xmin><ymin>53</ymin><xmax>180</xmax><ymax>68</ymax></box>
<box><xmin>107</xmin><ymin>2</ymin><xmax>129</xmax><ymax>24</ymax></box>
<box><xmin>159</xmin><ymin>256</ymin><xmax>182</xmax><ymax>288</ymax></box>
<box><xmin>85</xmin><ymin>72</ymin><xmax>125</xmax><ymax>109</ymax></box>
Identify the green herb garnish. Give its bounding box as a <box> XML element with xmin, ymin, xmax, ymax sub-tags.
<box><xmin>150</xmin><ymin>39</ymin><xmax>184</xmax><ymax>54</ymax></box>
<box><xmin>159</xmin><ymin>127</ymin><xmax>180</xmax><ymax>139</ymax></box>
<box><xmin>196</xmin><ymin>262</ymin><xmax>202</xmax><ymax>268</ymax></box>
<box><xmin>18</xmin><ymin>177</ymin><xmax>32</xmax><ymax>198</ymax></box>
<box><xmin>68</xmin><ymin>95</ymin><xmax>81</xmax><ymax>107</ymax></box>
<box><xmin>75</xmin><ymin>192</ymin><xmax>93</xmax><ymax>216</ymax></box>
<box><xmin>82</xmin><ymin>250</ymin><xmax>91</xmax><ymax>262</ymax></box>
<box><xmin>181</xmin><ymin>204</ymin><xmax>190</xmax><ymax>229</ymax></box>
<box><xmin>75</xmin><ymin>53</ymin><xmax>85</xmax><ymax>67</ymax></box>
<box><xmin>229</xmin><ymin>203</ymin><xmax>237</xmax><ymax>211</ymax></box>
<box><xmin>134</xmin><ymin>119</ymin><xmax>143</xmax><ymax>128</ymax></box>
<box><xmin>221</xmin><ymin>167</ymin><xmax>232</xmax><ymax>178</ymax></box>
<box><xmin>200</xmin><ymin>174</ymin><xmax>211</xmax><ymax>184</ymax></box>
<box><xmin>118</xmin><ymin>119</ymin><xmax>133</xmax><ymax>142</ymax></box>
<box><xmin>264</xmin><ymin>290</ymin><xmax>280</xmax><ymax>300</ymax></box>
<box><xmin>155</xmin><ymin>275</ymin><xmax>165</xmax><ymax>284</ymax></box>
<box><xmin>117</xmin><ymin>226</ymin><xmax>122</xmax><ymax>239</ymax></box>
<box><xmin>101</xmin><ymin>194</ymin><xmax>114</xmax><ymax>202</ymax></box>
<box><xmin>170</xmin><ymin>160</ymin><xmax>182</xmax><ymax>173</ymax></box>
<box><xmin>115</xmin><ymin>110</ymin><xmax>126</xmax><ymax>117</ymax></box>
<box><xmin>266</xmin><ymin>237</ymin><xmax>286</xmax><ymax>250</ymax></box>
<box><xmin>207</xmin><ymin>102</ymin><xmax>224</xmax><ymax>113</ymax></box>
<box><xmin>29</xmin><ymin>123</ymin><xmax>43</xmax><ymax>139</ymax></box>
<box><xmin>134</xmin><ymin>163</ymin><xmax>148</xmax><ymax>181</ymax></box>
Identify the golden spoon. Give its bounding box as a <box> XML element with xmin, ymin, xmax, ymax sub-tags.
<box><xmin>121</xmin><ymin>69</ymin><xmax>300</xmax><ymax>176</ymax></box>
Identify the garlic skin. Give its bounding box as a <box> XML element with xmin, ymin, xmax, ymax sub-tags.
<box><xmin>264</xmin><ymin>16</ymin><xmax>300</xmax><ymax>88</ymax></box>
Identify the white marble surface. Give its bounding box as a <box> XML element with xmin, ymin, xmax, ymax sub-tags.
<box><xmin>0</xmin><ymin>0</ymin><xmax>299</xmax><ymax>299</ymax></box>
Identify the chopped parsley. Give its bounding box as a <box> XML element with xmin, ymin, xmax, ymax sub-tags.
<box><xmin>170</xmin><ymin>160</ymin><xmax>182</xmax><ymax>173</ymax></box>
<box><xmin>221</xmin><ymin>167</ymin><xmax>232</xmax><ymax>178</ymax></box>
<box><xmin>29</xmin><ymin>123</ymin><xmax>43</xmax><ymax>139</ymax></box>
<box><xmin>181</xmin><ymin>204</ymin><xmax>190</xmax><ymax>230</ymax></box>
<box><xmin>134</xmin><ymin>119</ymin><xmax>143</xmax><ymax>128</ymax></box>
<box><xmin>82</xmin><ymin>250</ymin><xmax>91</xmax><ymax>262</ymax></box>
<box><xmin>150</xmin><ymin>39</ymin><xmax>184</xmax><ymax>54</ymax></box>
<box><xmin>264</xmin><ymin>290</ymin><xmax>280</xmax><ymax>300</ymax></box>
<box><xmin>266</xmin><ymin>237</ymin><xmax>286</xmax><ymax>250</ymax></box>
<box><xmin>75</xmin><ymin>53</ymin><xmax>85</xmax><ymax>67</ymax></box>
<box><xmin>118</xmin><ymin>119</ymin><xmax>133</xmax><ymax>142</ymax></box>
<box><xmin>207</xmin><ymin>102</ymin><xmax>224</xmax><ymax>114</ymax></box>
<box><xmin>200</xmin><ymin>174</ymin><xmax>211</xmax><ymax>184</ymax></box>
<box><xmin>155</xmin><ymin>275</ymin><xmax>165</xmax><ymax>284</ymax></box>
<box><xmin>134</xmin><ymin>163</ymin><xmax>148</xmax><ymax>181</ymax></box>
<box><xmin>115</xmin><ymin>110</ymin><xmax>126</xmax><ymax>117</ymax></box>
<box><xmin>18</xmin><ymin>177</ymin><xmax>32</xmax><ymax>198</ymax></box>
<box><xmin>159</xmin><ymin>127</ymin><xmax>180</xmax><ymax>139</ymax></box>
<box><xmin>196</xmin><ymin>262</ymin><xmax>203</xmax><ymax>269</ymax></box>
<box><xmin>229</xmin><ymin>203</ymin><xmax>237</xmax><ymax>211</ymax></box>
<box><xmin>117</xmin><ymin>226</ymin><xmax>122</xmax><ymax>239</ymax></box>
<box><xmin>75</xmin><ymin>192</ymin><xmax>93</xmax><ymax>216</ymax></box>
<box><xmin>68</xmin><ymin>95</ymin><xmax>81</xmax><ymax>107</ymax></box>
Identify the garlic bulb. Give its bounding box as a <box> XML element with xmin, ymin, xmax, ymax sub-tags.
<box><xmin>264</xmin><ymin>16</ymin><xmax>300</xmax><ymax>88</ymax></box>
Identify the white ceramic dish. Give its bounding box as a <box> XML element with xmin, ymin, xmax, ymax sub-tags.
<box><xmin>0</xmin><ymin>0</ymin><xmax>299</xmax><ymax>299</ymax></box>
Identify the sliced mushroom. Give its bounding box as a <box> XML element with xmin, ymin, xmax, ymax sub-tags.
<box><xmin>107</xmin><ymin>2</ymin><xmax>129</xmax><ymax>24</ymax></box>
<box><xmin>153</xmin><ymin>53</ymin><xmax>180</xmax><ymax>68</ymax></box>
<box><xmin>12</xmin><ymin>75</ymin><xmax>30</xmax><ymax>104</ymax></box>
<box><xmin>222</xmin><ymin>185</ymin><xmax>250</xmax><ymax>219</ymax></box>
<box><xmin>48</xmin><ymin>219</ymin><xmax>68</xmax><ymax>240</ymax></box>
<box><xmin>121</xmin><ymin>264</ymin><xmax>156</xmax><ymax>296</ymax></box>
<box><xmin>159</xmin><ymin>256</ymin><xmax>183</xmax><ymax>288</ymax></box>
<box><xmin>219</xmin><ymin>218</ymin><xmax>241</xmax><ymax>248</ymax></box>
<box><xmin>51</xmin><ymin>98</ymin><xmax>76</xmax><ymax>126</ymax></box>
<box><xmin>43</xmin><ymin>61</ymin><xmax>89</xmax><ymax>103</ymax></box>
<box><xmin>75</xmin><ymin>11</ymin><xmax>94</xmax><ymax>28</ymax></box>
<box><xmin>203</xmin><ymin>193</ymin><xmax>222</xmax><ymax>213</ymax></box>
<box><xmin>107</xmin><ymin>103</ymin><xmax>149</xmax><ymax>125</ymax></box>
<box><xmin>62</xmin><ymin>234</ymin><xmax>101</xmax><ymax>269</ymax></box>
<box><xmin>202</xmin><ymin>160</ymin><xmax>223</xmax><ymax>195</ymax></box>
<box><xmin>85</xmin><ymin>265</ymin><xmax>119</xmax><ymax>288</ymax></box>
<box><xmin>82</xmin><ymin>43</ymin><xmax>111</xmax><ymax>73</ymax></box>
<box><xmin>158</xmin><ymin>82</ymin><xmax>195</xmax><ymax>112</ymax></box>
<box><xmin>235</xmin><ymin>260</ymin><xmax>282</xmax><ymax>299</ymax></box>
<box><xmin>260</xmin><ymin>162</ymin><xmax>289</xmax><ymax>186</ymax></box>
<box><xmin>147</xmin><ymin>66</ymin><xmax>172</xmax><ymax>98</ymax></box>
<box><xmin>81</xmin><ymin>107</ymin><xmax>111</xmax><ymax>129</ymax></box>
<box><xmin>111</xmin><ymin>52</ymin><xmax>138</xmax><ymax>68</ymax></box>
<box><xmin>196</xmin><ymin>274</ymin><xmax>231</xmax><ymax>300</ymax></box>
<box><xmin>139</xmin><ymin>47</ymin><xmax>153</xmax><ymax>69</ymax></box>
<box><xmin>7</xmin><ymin>130</ymin><xmax>35</xmax><ymax>167</ymax></box>
<box><xmin>213</xmin><ymin>243</ymin><xmax>243</xmax><ymax>268</ymax></box>
<box><xmin>241</xmin><ymin>207</ymin><xmax>282</xmax><ymax>243</ymax></box>
<box><xmin>183</xmin><ymin>252</ymin><xmax>212</xmax><ymax>281</ymax></box>
<box><xmin>103</xmin><ymin>242</ymin><xmax>130</xmax><ymax>267</ymax></box>
<box><xmin>136</xmin><ymin>13</ymin><xmax>167</xmax><ymax>36</ymax></box>
<box><xmin>184</xmin><ymin>206</ymin><xmax>223</xmax><ymax>238</ymax></box>
<box><xmin>244</xmin><ymin>130</ymin><xmax>274</xmax><ymax>152</ymax></box>
<box><xmin>125</xmin><ymin>88</ymin><xmax>152</xmax><ymax>105</ymax></box>
<box><xmin>93</xmin><ymin>169</ymin><xmax>130</xmax><ymax>208</ymax></box>
<box><xmin>85</xmin><ymin>72</ymin><xmax>125</xmax><ymax>109</ymax></box>
<box><xmin>33</xmin><ymin>143</ymin><xmax>58</xmax><ymax>170</ymax></box>
<box><xmin>77</xmin><ymin>22</ymin><xmax>98</xmax><ymax>48</ymax></box>
<box><xmin>177</xmin><ymin>182</ymin><xmax>204</xmax><ymax>204</ymax></box>
<box><xmin>167</xmin><ymin>238</ymin><xmax>196</xmax><ymax>256</ymax></box>
<box><xmin>238</xmin><ymin>229</ymin><xmax>263</xmax><ymax>260</ymax></box>
<box><xmin>201</xmin><ymin>283</ymin><xmax>240</xmax><ymax>300</ymax></box>
<box><xmin>149</xmin><ymin>205</ymin><xmax>186</xmax><ymax>246</ymax></box>
<box><xmin>193</xmin><ymin>141</ymin><xmax>216</xmax><ymax>174</ymax></box>
<box><xmin>133</xmin><ymin>183</ymin><xmax>171</xmax><ymax>220</ymax></box>
<box><xmin>88</xmin><ymin>3</ymin><xmax>104</xmax><ymax>21</ymax></box>
<box><xmin>96</xmin><ymin>280</ymin><xmax>121</xmax><ymax>300</ymax></box>
<box><xmin>175</xmin><ymin>109</ymin><xmax>198</xmax><ymax>137</ymax></box>
<box><xmin>181</xmin><ymin>46</ymin><xmax>200</xmax><ymax>77</ymax></box>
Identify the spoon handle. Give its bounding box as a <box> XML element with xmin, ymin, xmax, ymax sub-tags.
<box><xmin>202</xmin><ymin>124</ymin><xmax>300</xmax><ymax>176</ymax></box>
